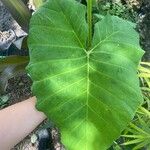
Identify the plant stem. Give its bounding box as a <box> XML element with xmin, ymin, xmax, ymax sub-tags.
<box><xmin>87</xmin><ymin>0</ymin><xmax>92</xmax><ymax>50</ymax></box>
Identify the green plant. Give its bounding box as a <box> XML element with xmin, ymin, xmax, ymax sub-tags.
<box><xmin>121</xmin><ymin>62</ymin><xmax>150</xmax><ymax>150</ymax></box>
<box><xmin>96</xmin><ymin>1</ymin><xmax>138</xmax><ymax>22</ymax></box>
<box><xmin>110</xmin><ymin>62</ymin><xmax>150</xmax><ymax>150</ymax></box>
<box><xmin>139</xmin><ymin>62</ymin><xmax>150</xmax><ymax>110</ymax></box>
<box><xmin>27</xmin><ymin>0</ymin><xmax>144</xmax><ymax>149</ymax></box>
<box><xmin>122</xmin><ymin>109</ymin><xmax>150</xmax><ymax>150</ymax></box>
<box><xmin>0</xmin><ymin>56</ymin><xmax>29</xmax><ymax>94</ymax></box>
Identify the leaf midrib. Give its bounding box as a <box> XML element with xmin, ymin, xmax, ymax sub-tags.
<box><xmin>50</xmin><ymin>2</ymin><xmax>91</xmax><ymax>133</ymax></box>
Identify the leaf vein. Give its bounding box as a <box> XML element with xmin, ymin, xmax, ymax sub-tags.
<box><xmin>89</xmin><ymin>65</ymin><xmax>137</xmax><ymax>94</ymax></box>
<box><xmin>37</xmin><ymin>77</ymin><xmax>86</xmax><ymax>106</ymax></box>
<box><xmin>35</xmin><ymin>64</ymin><xmax>87</xmax><ymax>82</ymax></box>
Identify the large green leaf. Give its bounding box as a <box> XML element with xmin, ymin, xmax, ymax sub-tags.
<box><xmin>27</xmin><ymin>0</ymin><xmax>144</xmax><ymax>149</ymax></box>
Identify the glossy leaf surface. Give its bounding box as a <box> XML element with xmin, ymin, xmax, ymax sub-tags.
<box><xmin>27</xmin><ymin>0</ymin><xmax>144</xmax><ymax>149</ymax></box>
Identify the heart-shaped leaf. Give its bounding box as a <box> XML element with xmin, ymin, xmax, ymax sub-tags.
<box><xmin>27</xmin><ymin>0</ymin><xmax>144</xmax><ymax>149</ymax></box>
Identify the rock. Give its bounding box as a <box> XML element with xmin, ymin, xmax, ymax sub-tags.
<box><xmin>38</xmin><ymin>129</ymin><xmax>51</xmax><ymax>150</ymax></box>
<box><xmin>0</xmin><ymin>29</ymin><xmax>16</xmax><ymax>50</ymax></box>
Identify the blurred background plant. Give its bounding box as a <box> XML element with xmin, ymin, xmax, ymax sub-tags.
<box><xmin>94</xmin><ymin>0</ymin><xmax>139</xmax><ymax>22</ymax></box>
<box><xmin>122</xmin><ymin>62</ymin><xmax>150</xmax><ymax>150</ymax></box>
<box><xmin>0</xmin><ymin>0</ymin><xmax>45</xmax><ymax>95</ymax></box>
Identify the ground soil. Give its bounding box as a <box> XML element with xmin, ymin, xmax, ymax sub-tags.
<box><xmin>6</xmin><ymin>74</ymin><xmax>32</xmax><ymax>105</ymax></box>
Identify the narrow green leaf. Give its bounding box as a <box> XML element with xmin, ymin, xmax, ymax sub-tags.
<box><xmin>27</xmin><ymin>0</ymin><xmax>144</xmax><ymax>149</ymax></box>
<box><xmin>122</xmin><ymin>139</ymin><xmax>144</xmax><ymax>145</ymax></box>
<box><xmin>145</xmin><ymin>78</ymin><xmax>150</xmax><ymax>88</ymax></box>
<box><xmin>140</xmin><ymin>62</ymin><xmax>150</xmax><ymax>66</ymax></box>
<box><xmin>139</xmin><ymin>66</ymin><xmax>150</xmax><ymax>74</ymax></box>
<box><xmin>0</xmin><ymin>56</ymin><xmax>29</xmax><ymax>67</ymax></box>
<box><xmin>139</xmin><ymin>107</ymin><xmax>150</xmax><ymax>118</ymax></box>
<box><xmin>121</xmin><ymin>135</ymin><xmax>145</xmax><ymax>139</ymax></box>
<box><xmin>129</xmin><ymin>123</ymin><xmax>149</xmax><ymax>135</ymax></box>
<box><xmin>141</xmin><ymin>87</ymin><xmax>150</xmax><ymax>92</ymax></box>
<box><xmin>133</xmin><ymin>140</ymin><xmax>150</xmax><ymax>150</ymax></box>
